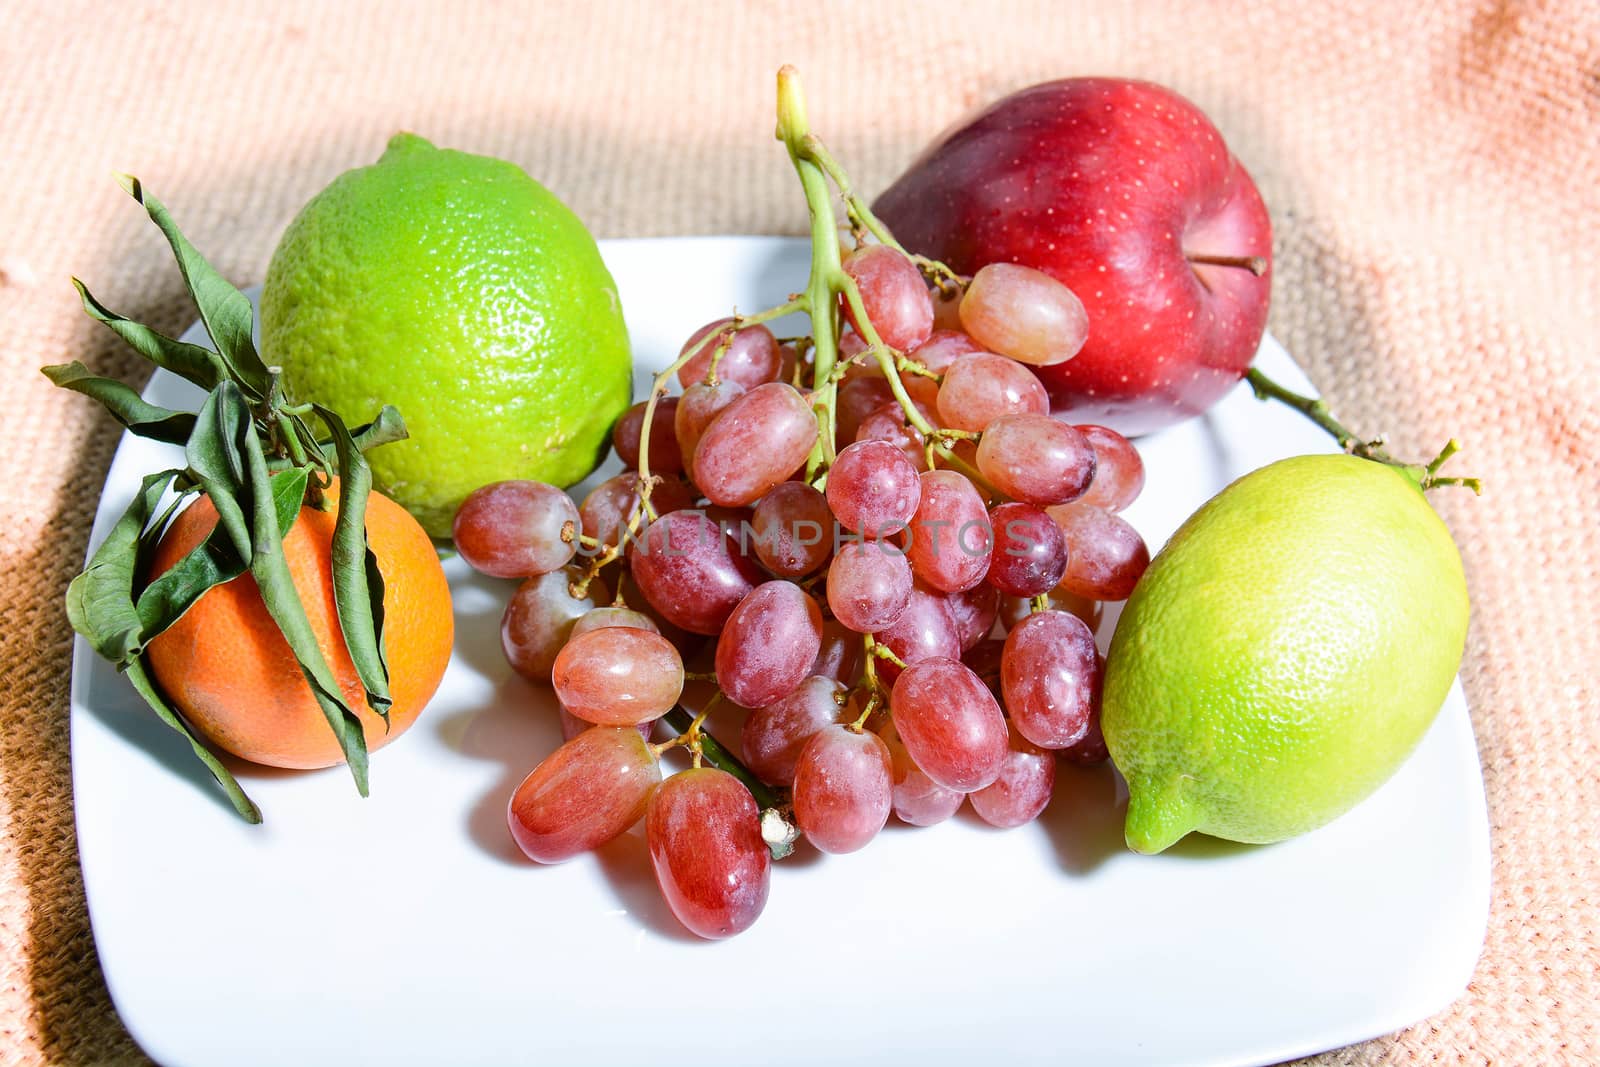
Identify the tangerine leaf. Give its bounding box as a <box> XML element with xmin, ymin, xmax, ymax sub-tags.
<box><xmin>42</xmin><ymin>362</ymin><xmax>196</xmax><ymax>445</ymax></box>
<box><xmin>184</xmin><ymin>382</ymin><xmax>254</xmax><ymax>561</ymax></box>
<box><xmin>63</xmin><ymin>470</ymin><xmax>261</xmax><ymax>821</ymax></box>
<box><xmin>134</xmin><ymin>465</ymin><xmax>309</xmax><ymax>641</ymax></box>
<box><xmin>66</xmin><ymin>469</ymin><xmax>180</xmax><ymax>665</ymax></box>
<box><xmin>71</xmin><ymin>277</ymin><xmax>227</xmax><ymax>391</ymax></box>
<box><xmin>123</xmin><ymin>658</ymin><xmax>262</xmax><ymax>823</ymax></box>
<box><xmin>239</xmin><ymin>420</ymin><xmax>371</xmax><ymax>795</ymax></box>
<box><xmin>314</xmin><ymin>404</ymin><xmax>392</xmax><ymax>719</ymax></box>
<box><xmin>118</xmin><ymin>174</ymin><xmax>271</xmax><ymax>399</ymax></box>
<box><xmin>350</xmin><ymin>405</ymin><xmax>408</xmax><ymax>454</ymax></box>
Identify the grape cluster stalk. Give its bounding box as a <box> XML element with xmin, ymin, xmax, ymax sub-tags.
<box><xmin>453</xmin><ymin>67</ymin><xmax>1154</xmax><ymax>939</ymax></box>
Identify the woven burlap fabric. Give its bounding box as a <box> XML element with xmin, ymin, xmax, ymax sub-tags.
<box><xmin>2</xmin><ymin>1</ymin><xmax>1596</xmax><ymax>1063</ymax></box>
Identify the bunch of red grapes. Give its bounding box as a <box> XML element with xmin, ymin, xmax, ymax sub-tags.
<box><xmin>453</xmin><ymin>243</ymin><xmax>1150</xmax><ymax>940</ymax></box>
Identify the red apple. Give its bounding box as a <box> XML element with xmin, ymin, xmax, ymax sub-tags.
<box><xmin>874</xmin><ymin>78</ymin><xmax>1272</xmax><ymax>436</ymax></box>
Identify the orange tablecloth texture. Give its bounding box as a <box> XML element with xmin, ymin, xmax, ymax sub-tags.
<box><xmin>2</xmin><ymin>1</ymin><xmax>1596</xmax><ymax>1063</ymax></box>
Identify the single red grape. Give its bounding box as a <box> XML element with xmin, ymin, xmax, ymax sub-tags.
<box><xmin>677</xmin><ymin>318</ymin><xmax>783</xmax><ymax>389</ymax></box>
<box><xmin>936</xmin><ymin>353</ymin><xmax>1050</xmax><ymax>432</ymax></box>
<box><xmin>906</xmin><ymin>469</ymin><xmax>992</xmax><ymax>593</ymax></box>
<box><xmin>826</xmin><ymin>540</ymin><xmax>913</xmax><ymax>633</ymax></box>
<box><xmin>959</xmin><ymin>262</ymin><xmax>1088</xmax><ymax>366</ymax></box>
<box><xmin>1047</xmin><ymin>502</ymin><xmax>1150</xmax><ymax>600</ymax></box>
<box><xmin>1074</xmin><ymin>424</ymin><xmax>1145</xmax><ymax>512</ymax></box>
<box><xmin>647</xmin><ymin>768</ymin><xmax>770</xmax><ymax>939</ymax></box>
<box><xmin>986</xmin><ymin>501</ymin><xmax>1069</xmax><ymax>597</ymax></box>
<box><xmin>629</xmin><ymin>511</ymin><xmax>763</xmax><ymax>634</ymax></box>
<box><xmin>874</xmin><ymin>585</ymin><xmax>960</xmax><ymax>685</ymax></box>
<box><xmin>793</xmin><ymin>725</ymin><xmax>894</xmax><ymax>854</ymax></box>
<box><xmin>454</xmin><ymin>480</ymin><xmax>580</xmax><ymax>578</ymax></box>
<box><xmin>970</xmin><ymin>724</ymin><xmax>1056</xmax><ymax>828</ymax></box>
<box><xmin>507</xmin><ymin>726</ymin><xmax>660</xmax><ymax>863</ymax></box>
<box><xmin>750</xmin><ymin>481</ymin><xmax>835</xmax><ymax>578</ymax></box>
<box><xmin>1001</xmin><ymin>609</ymin><xmax>1100</xmax><ymax>750</ymax></box>
<box><xmin>501</xmin><ymin>567</ymin><xmax>607</xmax><ymax>682</ymax></box>
<box><xmin>827</xmin><ymin>439</ymin><xmax>922</xmax><ymax>538</ymax></box>
<box><xmin>907</xmin><ymin>329</ymin><xmax>986</xmax><ymax>374</ymax></box>
<box><xmin>715</xmin><ymin>581</ymin><xmax>824</xmax><ymax>708</ymax></box>
<box><xmin>975</xmin><ymin>414</ymin><xmax>1097</xmax><ymax>506</ymax></box>
<box><xmin>741</xmin><ymin>675</ymin><xmax>848</xmax><ymax>787</ymax></box>
<box><xmin>841</xmin><ymin>244</ymin><xmax>934</xmax><ymax>353</ymax></box>
<box><xmin>889</xmin><ymin>657</ymin><xmax>1008</xmax><ymax>792</ymax></box>
<box><xmin>612</xmin><ymin>398</ymin><xmax>685</xmax><ymax>474</ymax></box>
<box><xmin>693</xmin><ymin>382</ymin><xmax>818</xmax><ymax>507</ymax></box>
<box><xmin>552</xmin><ymin>626</ymin><xmax>684</xmax><ymax>726</ymax></box>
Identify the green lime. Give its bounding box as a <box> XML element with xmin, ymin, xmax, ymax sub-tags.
<box><xmin>261</xmin><ymin>133</ymin><xmax>631</xmax><ymax>536</ymax></box>
<box><xmin>1102</xmin><ymin>454</ymin><xmax>1468</xmax><ymax>853</ymax></box>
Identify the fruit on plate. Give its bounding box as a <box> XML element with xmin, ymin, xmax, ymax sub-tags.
<box><xmin>874</xmin><ymin>78</ymin><xmax>1272</xmax><ymax>437</ymax></box>
<box><xmin>1103</xmin><ymin>455</ymin><xmax>1470</xmax><ymax>853</ymax></box>
<box><xmin>145</xmin><ymin>476</ymin><xmax>452</xmax><ymax>769</ymax></box>
<box><xmin>49</xmin><ymin>177</ymin><xmax>446</xmax><ymax>822</ymax></box>
<box><xmin>465</xmin><ymin>69</ymin><xmax>1170</xmax><ymax>939</ymax></box>
<box><xmin>261</xmin><ymin>133</ymin><xmax>631</xmax><ymax>536</ymax></box>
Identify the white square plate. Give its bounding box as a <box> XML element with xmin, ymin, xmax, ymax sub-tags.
<box><xmin>72</xmin><ymin>236</ymin><xmax>1488</xmax><ymax>1066</ymax></box>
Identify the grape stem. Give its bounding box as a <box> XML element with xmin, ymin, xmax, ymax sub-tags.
<box><xmin>661</xmin><ymin>705</ymin><xmax>785</xmax><ymax>811</ymax></box>
<box><xmin>849</xmin><ymin>692</ymin><xmax>881</xmax><ymax>732</ymax></box>
<box><xmin>796</xmin><ymin>120</ymin><xmax>968</xmax><ymax>300</ymax></box>
<box><xmin>1244</xmin><ymin>368</ymin><xmax>1482</xmax><ymax>493</ymax></box>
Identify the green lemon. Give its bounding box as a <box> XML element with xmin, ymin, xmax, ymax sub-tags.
<box><xmin>1102</xmin><ymin>454</ymin><xmax>1468</xmax><ymax>854</ymax></box>
<box><xmin>261</xmin><ymin>133</ymin><xmax>631</xmax><ymax>536</ymax></box>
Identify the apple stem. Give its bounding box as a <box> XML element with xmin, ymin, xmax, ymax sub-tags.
<box><xmin>1186</xmin><ymin>253</ymin><xmax>1268</xmax><ymax>276</ymax></box>
<box><xmin>1244</xmin><ymin>368</ymin><xmax>1482</xmax><ymax>494</ymax></box>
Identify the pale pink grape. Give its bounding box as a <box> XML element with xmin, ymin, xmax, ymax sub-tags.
<box><xmin>935</xmin><ymin>353</ymin><xmax>1050</xmax><ymax>432</ymax></box>
<box><xmin>1047</xmin><ymin>503</ymin><xmax>1150</xmax><ymax>601</ymax></box>
<box><xmin>676</xmin><ymin>318</ymin><xmax>783</xmax><ymax>389</ymax></box>
<box><xmin>975</xmin><ymin>414</ymin><xmax>1097</xmax><ymax>506</ymax></box>
<box><xmin>826</xmin><ymin>541</ymin><xmax>913</xmax><ymax>633</ymax></box>
<box><xmin>827</xmin><ymin>439</ymin><xmax>922</xmax><ymax>538</ymax></box>
<box><xmin>906</xmin><ymin>469</ymin><xmax>992</xmax><ymax>593</ymax></box>
<box><xmin>1074</xmin><ymin>424</ymin><xmax>1145</xmax><ymax>512</ymax></box>
<box><xmin>878</xmin><ymin>719</ymin><xmax>964</xmax><ymax>826</ymax></box>
<box><xmin>958</xmin><ymin>262</ymin><xmax>1088</xmax><ymax>366</ymax></box>
<box><xmin>908</xmin><ymin>329</ymin><xmax>986</xmax><ymax>374</ymax></box>
<box><xmin>552</xmin><ymin>626</ymin><xmax>684</xmax><ymax>726</ymax></box>
<box><xmin>970</xmin><ymin>725</ymin><xmax>1056</xmax><ymax>828</ymax></box>
<box><xmin>841</xmin><ymin>244</ymin><xmax>934</xmax><ymax>353</ymax></box>
<box><xmin>888</xmin><ymin>657</ymin><xmax>1008</xmax><ymax>792</ymax></box>
<box><xmin>693</xmin><ymin>382</ymin><xmax>818</xmax><ymax>507</ymax></box>
<box><xmin>793</xmin><ymin>725</ymin><xmax>894</xmax><ymax>854</ymax></box>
